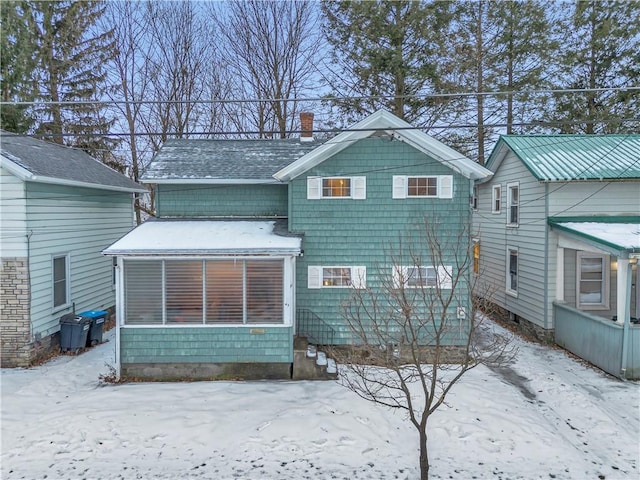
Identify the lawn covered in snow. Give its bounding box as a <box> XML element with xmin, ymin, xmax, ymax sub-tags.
<box><xmin>1</xmin><ymin>321</ymin><xmax>638</xmax><ymax>480</ymax></box>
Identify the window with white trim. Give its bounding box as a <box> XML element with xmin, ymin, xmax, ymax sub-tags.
<box><xmin>471</xmin><ymin>185</ymin><xmax>478</xmax><ymax>210</ymax></box>
<box><xmin>576</xmin><ymin>253</ymin><xmax>609</xmax><ymax>309</ymax></box>
<box><xmin>506</xmin><ymin>247</ymin><xmax>518</xmax><ymax>296</ymax></box>
<box><xmin>122</xmin><ymin>259</ymin><xmax>285</xmax><ymax>325</ymax></box>
<box><xmin>307</xmin><ymin>176</ymin><xmax>366</xmax><ymax>199</ymax></box>
<box><xmin>308</xmin><ymin>266</ymin><xmax>366</xmax><ymax>289</ymax></box>
<box><xmin>507</xmin><ymin>182</ymin><xmax>519</xmax><ymax>225</ymax></box>
<box><xmin>112</xmin><ymin>257</ymin><xmax>118</xmax><ymax>290</ymax></box>
<box><xmin>492</xmin><ymin>185</ymin><xmax>501</xmax><ymax>213</ymax></box>
<box><xmin>52</xmin><ymin>253</ymin><xmax>70</xmax><ymax>309</ymax></box>
<box><xmin>393</xmin><ymin>265</ymin><xmax>453</xmax><ymax>289</ymax></box>
<box><xmin>392</xmin><ymin>175</ymin><xmax>453</xmax><ymax>199</ymax></box>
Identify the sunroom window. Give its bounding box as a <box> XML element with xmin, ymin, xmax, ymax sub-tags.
<box><xmin>123</xmin><ymin>259</ymin><xmax>284</xmax><ymax>325</ymax></box>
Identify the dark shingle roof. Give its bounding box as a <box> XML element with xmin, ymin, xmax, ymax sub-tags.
<box><xmin>0</xmin><ymin>131</ymin><xmax>145</xmax><ymax>192</ymax></box>
<box><xmin>141</xmin><ymin>138</ymin><xmax>320</xmax><ymax>183</ymax></box>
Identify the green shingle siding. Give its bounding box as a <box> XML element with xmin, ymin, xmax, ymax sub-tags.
<box><xmin>290</xmin><ymin>138</ymin><xmax>471</xmax><ymax>344</ymax></box>
<box><xmin>120</xmin><ymin>326</ymin><xmax>293</xmax><ymax>363</ymax></box>
<box><xmin>157</xmin><ymin>184</ymin><xmax>288</xmax><ymax>217</ymax></box>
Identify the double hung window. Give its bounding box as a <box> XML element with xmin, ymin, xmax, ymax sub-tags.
<box><xmin>52</xmin><ymin>254</ymin><xmax>69</xmax><ymax>310</ymax></box>
<box><xmin>307</xmin><ymin>266</ymin><xmax>367</xmax><ymax>289</ymax></box>
<box><xmin>577</xmin><ymin>253</ymin><xmax>609</xmax><ymax>309</ymax></box>
<box><xmin>507</xmin><ymin>183</ymin><xmax>519</xmax><ymax>226</ymax></box>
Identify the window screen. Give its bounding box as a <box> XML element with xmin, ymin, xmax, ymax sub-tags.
<box><xmin>124</xmin><ymin>261</ymin><xmax>163</xmax><ymax>325</ymax></box>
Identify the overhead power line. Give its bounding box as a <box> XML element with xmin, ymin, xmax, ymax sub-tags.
<box><xmin>2</xmin><ymin>86</ymin><xmax>639</xmax><ymax>106</ymax></box>
<box><xmin>7</xmin><ymin>117</ymin><xmax>639</xmax><ymax>140</ymax></box>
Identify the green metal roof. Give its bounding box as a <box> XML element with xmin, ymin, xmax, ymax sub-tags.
<box><xmin>487</xmin><ymin>135</ymin><xmax>640</xmax><ymax>181</ymax></box>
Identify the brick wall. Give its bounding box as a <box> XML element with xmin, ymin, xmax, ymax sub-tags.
<box><xmin>1</xmin><ymin>258</ymin><xmax>32</xmax><ymax>367</ymax></box>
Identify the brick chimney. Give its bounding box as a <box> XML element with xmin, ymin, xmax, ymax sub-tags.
<box><xmin>300</xmin><ymin>112</ymin><xmax>314</xmax><ymax>142</ymax></box>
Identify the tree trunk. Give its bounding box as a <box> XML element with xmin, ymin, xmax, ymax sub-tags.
<box><xmin>419</xmin><ymin>428</ymin><xmax>429</xmax><ymax>480</ymax></box>
<box><xmin>476</xmin><ymin>1</ymin><xmax>485</xmax><ymax>165</ymax></box>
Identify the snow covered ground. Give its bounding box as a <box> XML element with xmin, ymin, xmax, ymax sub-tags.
<box><xmin>1</xmin><ymin>321</ymin><xmax>639</xmax><ymax>480</ymax></box>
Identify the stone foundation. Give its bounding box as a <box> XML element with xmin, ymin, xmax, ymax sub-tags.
<box><xmin>1</xmin><ymin>258</ymin><xmax>32</xmax><ymax>367</ymax></box>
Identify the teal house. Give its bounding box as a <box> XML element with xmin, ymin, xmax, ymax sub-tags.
<box><xmin>104</xmin><ymin>110</ymin><xmax>492</xmax><ymax>380</ymax></box>
<box><xmin>0</xmin><ymin>131</ymin><xmax>146</xmax><ymax>367</ymax></box>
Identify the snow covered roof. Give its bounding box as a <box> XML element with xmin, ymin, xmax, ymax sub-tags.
<box><xmin>273</xmin><ymin>109</ymin><xmax>492</xmax><ymax>182</ymax></box>
<box><xmin>549</xmin><ymin>216</ymin><xmax>640</xmax><ymax>256</ymax></box>
<box><xmin>140</xmin><ymin>139</ymin><xmax>319</xmax><ymax>184</ymax></box>
<box><xmin>486</xmin><ymin>135</ymin><xmax>640</xmax><ymax>182</ymax></box>
<box><xmin>0</xmin><ymin>131</ymin><xmax>146</xmax><ymax>193</ymax></box>
<box><xmin>103</xmin><ymin>219</ymin><xmax>302</xmax><ymax>256</ymax></box>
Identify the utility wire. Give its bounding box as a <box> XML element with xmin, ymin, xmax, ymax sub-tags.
<box><xmin>2</xmin><ymin>86</ymin><xmax>639</xmax><ymax>106</ymax></box>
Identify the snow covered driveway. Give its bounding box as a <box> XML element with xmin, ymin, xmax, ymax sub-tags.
<box><xmin>2</xmin><ymin>323</ymin><xmax>638</xmax><ymax>480</ymax></box>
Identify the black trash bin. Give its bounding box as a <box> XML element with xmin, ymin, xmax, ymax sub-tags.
<box><xmin>78</xmin><ymin>310</ymin><xmax>108</xmax><ymax>347</ymax></box>
<box><xmin>59</xmin><ymin>314</ymin><xmax>91</xmax><ymax>353</ymax></box>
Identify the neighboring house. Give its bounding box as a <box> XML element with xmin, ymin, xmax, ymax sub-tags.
<box><xmin>473</xmin><ymin>134</ymin><xmax>640</xmax><ymax>379</ymax></box>
<box><xmin>0</xmin><ymin>131</ymin><xmax>146</xmax><ymax>367</ymax></box>
<box><xmin>104</xmin><ymin>110</ymin><xmax>492</xmax><ymax>380</ymax></box>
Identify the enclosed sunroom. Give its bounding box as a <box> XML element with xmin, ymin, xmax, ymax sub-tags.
<box><xmin>103</xmin><ymin>219</ymin><xmax>300</xmax><ymax>380</ymax></box>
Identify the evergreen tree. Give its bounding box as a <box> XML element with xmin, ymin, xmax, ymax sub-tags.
<box><xmin>549</xmin><ymin>0</ymin><xmax>640</xmax><ymax>134</ymax></box>
<box><xmin>321</xmin><ymin>0</ymin><xmax>454</xmax><ymax>125</ymax></box>
<box><xmin>0</xmin><ymin>1</ymin><xmax>37</xmax><ymax>133</ymax></box>
<box><xmin>29</xmin><ymin>1</ymin><xmax>119</xmax><ymax>164</ymax></box>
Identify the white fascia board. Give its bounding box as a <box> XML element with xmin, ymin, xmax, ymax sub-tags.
<box><xmin>102</xmin><ymin>249</ymin><xmax>302</xmax><ymax>256</ymax></box>
<box><xmin>0</xmin><ymin>155</ymin><xmax>34</xmax><ymax>181</ymax></box>
<box><xmin>29</xmin><ymin>175</ymin><xmax>146</xmax><ymax>193</ymax></box>
<box><xmin>392</xmin><ymin>128</ymin><xmax>492</xmax><ymax>180</ymax></box>
<box><xmin>141</xmin><ymin>178</ymin><xmax>280</xmax><ymax>185</ymax></box>
<box><xmin>274</xmin><ymin>109</ymin><xmax>401</xmax><ymax>181</ymax></box>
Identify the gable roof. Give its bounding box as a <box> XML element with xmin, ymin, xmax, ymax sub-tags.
<box><xmin>485</xmin><ymin>135</ymin><xmax>640</xmax><ymax>182</ymax></box>
<box><xmin>141</xmin><ymin>139</ymin><xmax>319</xmax><ymax>184</ymax></box>
<box><xmin>0</xmin><ymin>131</ymin><xmax>145</xmax><ymax>193</ymax></box>
<box><xmin>273</xmin><ymin>109</ymin><xmax>492</xmax><ymax>182</ymax></box>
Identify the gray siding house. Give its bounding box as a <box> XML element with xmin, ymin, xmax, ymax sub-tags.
<box><xmin>473</xmin><ymin>135</ymin><xmax>640</xmax><ymax>379</ymax></box>
<box><xmin>0</xmin><ymin>131</ymin><xmax>146</xmax><ymax>367</ymax></box>
<box><xmin>104</xmin><ymin>110</ymin><xmax>492</xmax><ymax>380</ymax></box>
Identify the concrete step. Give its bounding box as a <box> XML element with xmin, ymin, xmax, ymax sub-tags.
<box><xmin>293</xmin><ymin>340</ymin><xmax>338</xmax><ymax>381</ymax></box>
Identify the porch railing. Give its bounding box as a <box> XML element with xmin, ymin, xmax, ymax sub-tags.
<box><xmin>296</xmin><ymin>308</ymin><xmax>336</xmax><ymax>346</ymax></box>
<box><xmin>554</xmin><ymin>301</ymin><xmax>640</xmax><ymax>379</ymax></box>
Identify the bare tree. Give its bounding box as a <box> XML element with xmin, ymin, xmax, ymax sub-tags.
<box><xmin>142</xmin><ymin>0</ymin><xmax>220</xmax><ymax>149</ymax></box>
<box><xmin>213</xmin><ymin>0</ymin><xmax>322</xmax><ymax>138</ymax></box>
<box><xmin>103</xmin><ymin>0</ymin><xmax>152</xmax><ymax>223</ymax></box>
<box><xmin>332</xmin><ymin>221</ymin><xmax>514</xmax><ymax>480</ymax></box>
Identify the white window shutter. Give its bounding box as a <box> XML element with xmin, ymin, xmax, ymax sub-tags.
<box><xmin>308</xmin><ymin>266</ymin><xmax>322</xmax><ymax>289</ymax></box>
<box><xmin>307</xmin><ymin>177</ymin><xmax>321</xmax><ymax>199</ymax></box>
<box><xmin>392</xmin><ymin>176</ymin><xmax>407</xmax><ymax>199</ymax></box>
<box><xmin>437</xmin><ymin>266</ymin><xmax>453</xmax><ymax>289</ymax></box>
<box><xmin>439</xmin><ymin>175</ymin><xmax>453</xmax><ymax>199</ymax></box>
<box><xmin>351</xmin><ymin>266</ymin><xmax>367</xmax><ymax>289</ymax></box>
<box><xmin>352</xmin><ymin>176</ymin><xmax>366</xmax><ymax>199</ymax></box>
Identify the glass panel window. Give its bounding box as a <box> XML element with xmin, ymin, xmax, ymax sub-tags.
<box><xmin>507</xmin><ymin>183</ymin><xmax>519</xmax><ymax>225</ymax></box>
<box><xmin>205</xmin><ymin>260</ymin><xmax>243</xmax><ymax>324</ymax></box>
<box><xmin>246</xmin><ymin>260</ymin><xmax>283</xmax><ymax>324</ymax></box>
<box><xmin>578</xmin><ymin>254</ymin><xmax>608</xmax><ymax>308</ymax></box>
<box><xmin>166</xmin><ymin>261</ymin><xmax>203</xmax><ymax>323</ymax></box>
<box><xmin>322</xmin><ymin>267</ymin><xmax>352</xmax><ymax>287</ymax></box>
<box><xmin>507</xmin><ymin>248</ymin><xmax>518</xmax><ymax>294</ymax></box>
<box><xmin>53</xmin><ymin>255</ymin><xmax>68</xmax><ymax>308</ymax></box>
<box><xmin>406</xmin><ymin>266</ymin><xmax>437</xmax><ymax>288</ymax></box>
<box><xmin>492</xmin><ymin>185</ymin><xmax>501</xmax><ymax>213</ymax></box>
<box><xmin>407</xmin><ymin>176</ymin><xmax>437</xmax><ymax>197</ymax></box>
<box><xmin>473</xmin><ymin>241</ymin><xmax>480</xmax><ymax>275</ymax></box>
<box><xmin>322</xmin><ymin>178</ymin><xmax>351</xmax><ymax>197</ymax></box>
<box><xmin>124</xmin><ymin>261</ymin><xmax>163</xmax><ymax>325</ymax></box>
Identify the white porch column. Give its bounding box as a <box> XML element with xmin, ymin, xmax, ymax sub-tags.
<box><xmin>556</xmin><ymin>247</ymin><xmax>565</xmax><ymax>302</ymax></box>
<box><xmin>617</xmin><ymin>258</ymin><xmax>630</xmax><ymax>325</ymax></box>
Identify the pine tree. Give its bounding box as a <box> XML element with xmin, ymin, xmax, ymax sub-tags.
<box><xmin>321</xmin><ymin>0</ymin><xmax>454</xmax><ymax>125</ymax></box>
<box><xmin>29</xmin><ymin>1</ymin><xmax>119</xmax><ymax>164</ymax></box>
<box><xmin>550</xmin><ymin>0</ymin><xmax>640</xmax><ymax>134</ymax></box>
<box><xmin>0</xmin><ymin>1</ymin><xmax>37</xmax><ymax>133</ymax></box>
